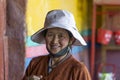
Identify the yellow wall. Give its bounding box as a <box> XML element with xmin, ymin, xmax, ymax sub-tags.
<box><xmin>26</xmin><ymin>0</ymin><xmax>87</xmax><ymax>36</ymax></box>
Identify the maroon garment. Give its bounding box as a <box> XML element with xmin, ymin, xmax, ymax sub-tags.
<box><xmin>22</xmin><ymin>54</ymin><xmax>91</xmax><ymax>80</ymax></box>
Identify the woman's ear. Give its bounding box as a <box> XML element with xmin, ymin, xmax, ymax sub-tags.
<box><xmin>69</xmin><ymin>37</ymin><xmax>75</xmax><ymax>45</ymax></box>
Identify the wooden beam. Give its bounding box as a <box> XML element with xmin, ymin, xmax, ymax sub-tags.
<box><xmin>0</xmin><ymin>0</ymin><xmax>6</xmax><ymax>79</ymax></box>
<box><xmin>91</xmin><ymin>3</ymin><xmax>96</xmax><ymax>79</ymax></box>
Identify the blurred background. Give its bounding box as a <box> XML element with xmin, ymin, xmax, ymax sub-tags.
<box><xmin>0</xmin><ymin>0</ymin><xmax>120</xmax><ymax>80</ymax></box>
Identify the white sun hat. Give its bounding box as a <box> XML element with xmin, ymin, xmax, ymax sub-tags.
<box><xmin>31</xmin><ymin>9</ymin><xmax>87</xmax><ymax>46</ymax></box>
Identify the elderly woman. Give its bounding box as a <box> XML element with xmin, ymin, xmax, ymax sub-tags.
<box><xmin>22</xmin><ymin>9</ymin><xmax>91</xmax><ymax>80</ymax></box>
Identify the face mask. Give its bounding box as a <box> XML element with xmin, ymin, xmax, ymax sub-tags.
<box><xmin>48</xmin><ymin>46</ymin><xmax>70</xmax><ymax>58</ymax></box>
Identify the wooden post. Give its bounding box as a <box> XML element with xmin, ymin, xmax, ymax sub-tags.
<box><xmin>0</xmin><ymin>0</ymin><xmax>26</xmax><ymax>79</ymax></box>
<box><xmin>6</xmin><ymin>0</ymin><xmax>26</xmax><ymax>79</ymax></box>
<box><xmin>0</xmin><ymin>0</ymin><xmax>6</xmax><ymax>79</ymax></box>
<box><xmin>91</xmin><ymin>3</ymin><xmax>97</xmax><ymax>79</ymax></box>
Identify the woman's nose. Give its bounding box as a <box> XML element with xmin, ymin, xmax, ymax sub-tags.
<box><xmin>52</xmin><ymin>35</ymin><xmax>59</xmax><ymax>43</ymax></box>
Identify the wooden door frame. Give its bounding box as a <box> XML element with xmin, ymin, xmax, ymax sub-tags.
<box><xmin>0</xmin><ymin>0</ymin><xmax>26</xmax><ymax>79</ymax></box>
<box><xmin>0</xmin><ymin>0</ymin><xmax>6</xmax><ymax>79</ymax></box>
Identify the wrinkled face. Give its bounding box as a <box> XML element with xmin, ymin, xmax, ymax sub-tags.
<box><xmin>45</xmin><ymin>28</ymin><xmax>74</xmax><ymax>54</ymax></box>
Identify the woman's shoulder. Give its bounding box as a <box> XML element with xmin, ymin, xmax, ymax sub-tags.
<box><xmin>69</xmin><ymin>55</ymin><xmax>86</xmax><ymax>69</ymax></box>
<box><xmin>69</xmin><ymin>56</ymin><xmax>91</xmax><ymax>80</ymax></box>
<box><xmin>27</xmin><ymin>55</ymin><xmax>49</xmax><ymax>67</ymax></box>
<box><xmin>68</xmin><ymin>56</ymin><xmax>90</xmax><ymax>75</ymax></box>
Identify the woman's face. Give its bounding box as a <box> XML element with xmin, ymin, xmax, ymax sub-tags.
<box><xmin>45</xmin><ymin>28</ymin><xmax>74</xmax><ymax>54</ymax></box>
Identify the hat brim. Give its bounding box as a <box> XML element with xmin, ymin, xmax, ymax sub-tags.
<box><xmin>31</xmin><ymin>24</ymin><xmax>87</xmax><ymax>46</ymax></box>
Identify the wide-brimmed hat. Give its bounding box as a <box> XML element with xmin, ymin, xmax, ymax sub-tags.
<box><xmin>31</xmin><ymin>9</ymin><xmax>87</xmax><ymax>46</ymax></box>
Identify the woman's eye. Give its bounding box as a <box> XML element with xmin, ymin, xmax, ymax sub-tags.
<box><xmin>46</xmin><ymin>33</ymin><xmax>53</xmax><ymax>37</ymax></box>
<box><xmin>59</xmin><ymin>35</ymin><xmax>64</xmax><ymax>38</ymax></box>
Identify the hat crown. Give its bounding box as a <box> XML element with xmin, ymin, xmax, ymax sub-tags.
<box><xmin>31</xmin><ymin>9</ymin><xmax>87</xmax><ymax>46</ymax></box>
<box><xmin>44</xmin><ymin>10</ymin><xmax>77</xmax><ymax>30</ymax></box>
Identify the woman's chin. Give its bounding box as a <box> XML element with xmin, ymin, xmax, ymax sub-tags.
<box><xmin>49</xmin><ymin>48</ymin><xmax>60</xmax><ymax>52</ymax></box>
<box><xmin>51</xmin><ymin>51</ymin><xmax>58</xmax><ymax>54</ymax></box>
<box><xmin>49</xmin><ymin>50</ymin><xmax>60</xmax><ymax>54</ymax></box>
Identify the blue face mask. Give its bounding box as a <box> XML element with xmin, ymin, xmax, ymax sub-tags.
<box><xmin>48</xmin><ymin>46</ymin><xmax>70</xmax><ymax>58</ymax></box>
